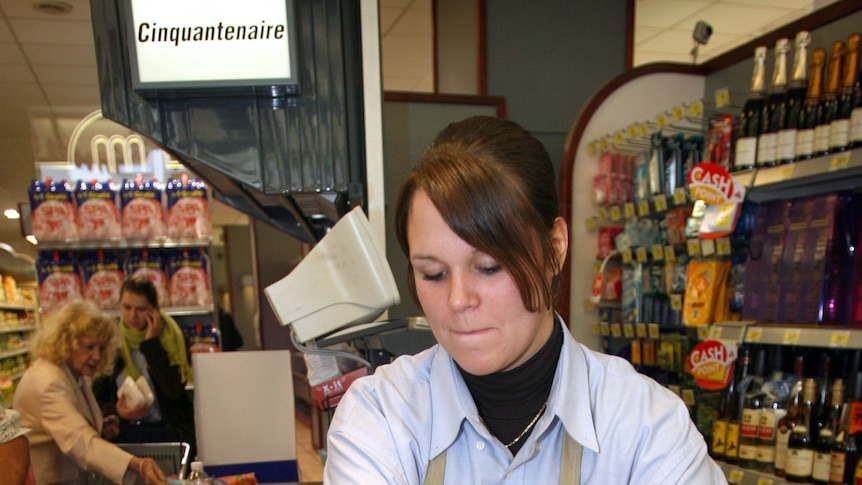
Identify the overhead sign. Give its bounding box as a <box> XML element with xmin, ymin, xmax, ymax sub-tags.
<box><xmin>125</xmin><ymin>0</ymin><xmax>298</xmax><ymax>93</ymax></box>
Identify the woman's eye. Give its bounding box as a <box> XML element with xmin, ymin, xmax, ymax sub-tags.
<box><xmin>479</xmin><ymin>265</ymin><xmax>502</xmax><ymax>275</ymax></box>
<box><xmin>422</xmin><ymin>271</ymin><xmax>445</xmax><ymax>282</ymax></box>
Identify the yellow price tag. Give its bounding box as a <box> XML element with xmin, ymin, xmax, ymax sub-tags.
<box><xmin>588</xmin><ymin>141</ymin><xmax>597</xmax><ymax>156</ymax></box>
<box><xmin>830</xmin><ymin>153</ymin><xmax>851</xmax><ymax>171</ymax></box>
<box><xmin>727</xmin><ymin>469</ymin><xmax>744</xmax><ymax>483</ymax></box>
<box><xmin>597</xmin><ymin>207</ymin><xmax>608</xmax><ymax>222</ymax></box>
<box><xmin>584</xmin><ymin>299</ymin><xmax>596</xmax><ymax>312</ymax></box>
<box><xmin>648</xmin><ymin>323</ymin><xmax>660</xmax><ymax>340</ymax></box>
<box><xmin>664</xmin><ymin>245</ymin><xmax>676</xmax><ymax>262</ymax></box>
<box><xmin>756</xmin><ymin>478</ymin><xmax>774</xmax><ymax>485</ymax></box>
<box><xmin>783</xmin><ymin>329</ymin><xmax>801</xmax><ymax>345</ymax></box>
<box><xmin>673</xmin><ymin>187</ymin><xmax>687</xmax><ymax>205</ymax></box>
<box><xmin>585</xmin><ymin>217</ymin><xmax>597</xmax><ymax>231</ymax></box>
<box><xmin>638</xmin><ymin>200</ymin><xmax>650</xmax><ymax>216</ymax></box>
<box><xmin>636</xmin><ymin>323</ymin><xmax>647</xmax><ymax>338</ymax></box>
<box><xmin>829</xmin><ymin>331</ymin><xmax>851</xmax><ymax>348</ymax></box>
<box><xmin>681</xmin><ymin>389</ymin><xmax>696</xmax><ymax>406</ymax></box>
<box><xmin>613</xmin><ymin>130</ymin><xmax>625</xmax><ymax>144</ymax></box>
<box><xmin>609</xmin><ymin>205</ymin><xmax>622</xmax><ymax>221</ymax></box>
<box><xmin>624</xmin><ymin>202</ymin><xmax>636</xmax><ymax>219</ymax></box>
<box><xmin>600</xmin><ymin>321</ymin><xmax>610</xmax><ymax>336</ymax></box>
<box><xmin>651</xmin><ymin>244</ymin><xmax>664</xmax><ymax>260</ymax></box>
<box><xmin>778</xmin><ymin>165</ymin><xmax>795</xmax><ymax>179</ymax></box>
<box><xmin>654</xmin><ymin>194</ymin><xmax>668</xmax><ymax>212</ymax></box>
<box><xmin>610</xmin><ymin>323</ymin><xmax>622</xmax><ymax>338</ymax></box>
<box><xmin>687</xmin><ymin>239</ymin><xmax>702</xmax><ymax>258</ymax></box>
<box><xmin>711</xmin><ymin>326</ymin><xmax>723</xmax><ymax>339</ymax></box>
<box><xmin>672</xmin><ymin>105</ymin><xmax>685</xmax><ymax>121</ymax></box>
<box><xmin>656</xmin><ymin>113</ymin><xmax>667</xmax><ymax>128</ymax></box>
<box><xmin>746</xmin><ymin>327</ymin><xmax>762</xmax><ymax>343</ymax></box>
<box><xmin>621</xmin><ymin>249</ymin><xmax>633</xmax><ymax>263</ymax></box>
<box><xmin>670</xmin><ymin>294</ymin><xmax>683</xmax><ymax>311</ymax></box>
<box><xmin>600</xmin><ymin>137</ymin><xmax>610</xmax><ymax>150</ymax></box>
<box><xmin>623</xmin><ymin>324</ymin><xmax>635</xmax><ymax>338</ymax></box>
<box><xmin>696</xmin><ymin>326</ymin><xmax>710</xmax><ymax>340</ymax></box>
<box><xmin>689</xmin><ymin>99</ymin><xmax>704</xmax><ymax>117</ymax></box>
<box><xmin>715</xmin><ymin>87</ymin><xmax>731</xmax><ymax>108</ymax></box>
<box><xmin>591</xmin><ymin>322</ymin><xmax>600</xmax><ymax>335</ymax></box>
<box><xmin>636</xmin><ymin>247</ymin><xmax>648</xmax><ymax>263</ymax></box>
<box><xmin>626</xmin><ymin>124</ymin><xmax>637</xmax><ymax>138</ymax></box>
<box><xmin>716</xmin><ymin>237</ymin><xmax>732</xmax><ymax>256</ymax></box>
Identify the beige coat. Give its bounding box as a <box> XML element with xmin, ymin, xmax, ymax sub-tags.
<box><xmin>13</xmin><ymin>358</ymin><xmax>133</xmax><ymax>485</ymax></box>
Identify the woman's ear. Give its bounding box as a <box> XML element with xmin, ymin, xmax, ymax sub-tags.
<box><xmin>550</xmin><ymin>216</ymin><xmax>569</xmax><ymax>273</ymax></box>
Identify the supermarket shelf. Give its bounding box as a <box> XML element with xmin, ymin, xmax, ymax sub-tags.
<box><xmin>719</xmin><ymin>461</ymin><xmax>790</xmax><ymax>485</ymax></box>
<box><xmin>37</xmin><ymin>237</ymin><xmax>212</xmax><ymax>250</ymax></box>
<box><xmin>743</xmin><ymin>324</ymin><xmax>862</xmax><ymax>349</ymax></box>
<box><xmin>0</xmin><ymin>348</ymin><xmax>28</xmax><ymax>360</ymax></box>
<box><xmin>0</xmin><ymin>326</ymin><xmax>36</xmax><ymax>334</ymax></box>
<box><xmin>102</xmin><ymin>305</ymin><xmax>214</xmax><ymax>319</ymax></box>
<box><xmin>746</xmin><ymin>147</ymin><xmax>862</xmax><ymax>203</ymax></box>
<box><xmin>0</xmin><ymin>302</ymin><xmax>37</xmax><ymax>311</ymax></box>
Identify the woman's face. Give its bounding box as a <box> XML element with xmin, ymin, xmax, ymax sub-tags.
<box><xmin>407</xmin><ymin>190</ymin><xmax>556</xmax><ymax>376</ymax></box>
<box><xmin>68</xmin><ymin>336</ymin><xmax>108</xmax><ymax>378</ymax></box>
<box><xmin>119</xmin><ymin>291</ymin><xmax>154</xmax><ymax>331</ymax></box>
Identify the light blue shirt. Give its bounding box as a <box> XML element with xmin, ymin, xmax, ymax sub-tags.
<box><xmin>325</xmin><ymin>321</ymin><xmax>728</xmax><ymax>484</ymax></box>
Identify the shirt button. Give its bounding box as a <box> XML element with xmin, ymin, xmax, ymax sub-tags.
<box><xmin>506</xmin><ymin>471</ymin><xmax>513</xmax><ymax>478</ymax></box>
<box><xmin>535</xmin><ymin>442</ymin><xmax>542</xmax><ymax>451</ymax></box>
<box><xmin>477</xmin><ymin>441</ymin><xmax>485</xmax><ymax>450</ymax></box>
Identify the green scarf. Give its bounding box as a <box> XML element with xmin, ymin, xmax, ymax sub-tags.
<box><xmin>119</xmin><ymin>311</ymin><xmax>191</xmax><ymax>384</ymax></box>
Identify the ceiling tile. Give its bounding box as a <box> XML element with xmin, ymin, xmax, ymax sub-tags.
<box><xmin>9</xmin><ymin>18</ymin><xmax>94</xmax><ymax>45</ymax></box>
<box><xmin>0</xmin><ymin>64</ymin><xmax>36</xmax><ymax>83</ymax></box>
<box><xmin>31</xmin><ymin>64</ymin><xmax>99</xmax><ymax>84</ymax></box>
<box><xmin>388</xmin><ymin>8</ymin><xmax>432</xmax><ymax>36</ymax></box>
<box><xmin>0</xmin><ymin>0</ymin><xmax>91</xmax><ymax>21</ymax></box>
<box><xmin>635</xmin><ymin>0</ymin><xmax>712</xmax><ymax>29</ymax></box>
<box><xmin>23</xmin><ymin>43</ymin><xmax>96</xmax><ymax>66</ymax></box>
<box><xmin>0</xmin><ymin>41</ymin><xmax>24</xmax><ymax>63</ymax></box>
<box><xmin>685</xmin><ymin>3</ymin><xmax>797</xmax><ymax>36</ymax></box>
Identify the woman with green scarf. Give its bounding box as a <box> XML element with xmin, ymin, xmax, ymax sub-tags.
<box><xmin>94</xmin><ymin>276</ymin><xmax>197</xmax><ymax>459</ymax></box>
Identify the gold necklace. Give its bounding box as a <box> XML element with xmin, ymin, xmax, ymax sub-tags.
<box><xmin>482</xmin><ymin>399</ymin><xmax>549</xmax><ymax>448</ymax></box>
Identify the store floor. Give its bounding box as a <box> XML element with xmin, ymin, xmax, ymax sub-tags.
<box><xmin>295</xmin><ymin>408</ymin><xmax>325</xmax><ymax>482</ymax></box>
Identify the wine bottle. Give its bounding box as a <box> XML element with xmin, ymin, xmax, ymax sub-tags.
<box><xmin>786</xmin><ymin>377</ymin><xmax>818</xmax><ymax>482</ymax></box>
<box><xmin>740</xmin><ymin>347</ymin><xmax>767</xmax><ymax>468</ymax></box>
<box><xmin>814</xmin><ymin>379</ymin><xmax>844</xmax><ymax>484</ymax></box>
<box><xmin>733</xmin><ymin>46</ymin><xmax>768</xmax><ymax>172</ymax></box>
<box><xmin>831</xmin><ymin>33</ymin><xmax>861</xmax><ymax>152</ymax></box>
<box><xmin>757</xmin><ymin>348</ymin><xmax>789</xmax><ymax>473</ymax></box>
<box><xmin>777</xmin><ymin>31</ymin><xmax>811</xmax><ymax>165</ymax></box>
<box><xmin>758</xmin><ymin>38</ymin><xmax>790</xmax><ymax>168</ymax></box>
<box><xmin>830</xmin><ymin>372</ymin><xmax>861</xmax><ymax>485</ymax></box>
<box><xmin>796</xmin><ymin>48</ymin><xmax>828</xmax><ymax>161</ymax></box>
<box><xmin>815</xmin><ymin>41</ymin><xmax>846</xmax><ymax>157</ymax></box>
<box><xmin>777</xmin><ymin>354</ymin><xmax>807</xmax><ymax>477</ymax></box>
<box><xmin>815</xmin><ymin>353</ymin><xmax>834</xmax><ymax>437</ymax></box>
<box><xmin>726</xmin><ymin>346</ymin><xmax>752</xmax><ymax>465</ymax></box>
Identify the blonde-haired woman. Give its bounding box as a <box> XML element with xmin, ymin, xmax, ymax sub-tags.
<box><xmin>13</xmin><ymin>300</ymin><xmax>166</xmax><ymax>484</ymax></box>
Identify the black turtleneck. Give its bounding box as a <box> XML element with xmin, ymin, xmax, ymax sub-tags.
<box><xmin>458</xmin><ymin>317</ymin><xmax>563</xmax><ymax>455</ymax></box>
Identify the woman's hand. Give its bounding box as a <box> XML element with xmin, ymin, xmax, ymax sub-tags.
<box><xmin>132</xmin><ymin>456</ymin><xmax>166</xmax><ymax>485</ymax></box>
<box><xmin>102</xmin><ymin>415</ymin><xmax>120</xmax><ymax>440</ymax></box>
<box><xmin>144</xmin><ymin>309</ymin><xmax>163</xmax><ymax>340</ymax></box>
<box><xmin>116</xmin><ymin>394</ymin><xmax>150</xmax><ymax>421</ymax></box>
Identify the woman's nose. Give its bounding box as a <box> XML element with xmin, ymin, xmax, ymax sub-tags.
<box><xmin>447</xmin><ymin>271</ymin><xmax>477</xmax><ymax>311</ymax></box>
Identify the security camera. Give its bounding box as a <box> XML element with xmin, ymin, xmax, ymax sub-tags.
<box><xmin>693</xmin><ymin>20</ymin><xmax>713</xmax><ymax>45</ymax></box>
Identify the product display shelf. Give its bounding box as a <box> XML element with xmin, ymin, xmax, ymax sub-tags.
<box><xmin>745</xmin><ymin>146</ymin><xmax>862</xmax><ymax>203</ymax></box>
<box><xmin>718</xmin><ymin>461</ymin><xmax>792</xmax><ymax>485</ymax></box>
<box><xmin>36</xmin><ymin>237</ymin><xmax>212</xmax><ymax>250</ymax></box>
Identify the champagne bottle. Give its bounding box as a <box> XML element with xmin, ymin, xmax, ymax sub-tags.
<box><xmin>777</xmin><ymin>31</ymin><xmax>811</xmax><ymax>165</ymax></box>
<box><xmin>814</xmin><ymin>379</ymin><xmax>844</xmax><ymax>484</ymax></box>
<box><xmin>778</xmin><ymin>355</ymin><xmax>807</xmax><ymax>477</ymax></box>
<box><xmin>830</xmin><ymin>372</ymin><xmax>861</xmax><ymax>485</ymax></box>
<box><xmin>815</xmin><ymin>354</ymin><xmax>834</xmax><ymax>437</ymax></box>
<box><xmin>797</xmin><ymin>48</ymin><xmax>828</xmax><ymax>161</ymax></box>
<box><xmin>786</xmin><ymin>377</ymin><xmax>818</xmax><ymax>482</ymax></box>
<box><xmin>831</xmin><ymin>33</ymin><xmax>861</xmax><ymax>152</ymax></box>
<box><xmin>758</xmin><ymin>38</ymin><xmax>790</xmax><ymax>168</ymax></box>
<box><xmin>740</xmin><ymin>347</ymin><xmax>767</xmax><ymax>468</ymax></box>
<box><xmin>815</xmin><ymin>41</ymin><xmax>846</xmax><ymax>157</ymax></box>
<box><xmin>757</xmin><ymin>348</ymin><xmax>789</xmax><ymax>473</ymax></box>
<box><xmin>733</xmin><ymin>46</ymin><xmax>768</xmax><ymax>172</ymax></box>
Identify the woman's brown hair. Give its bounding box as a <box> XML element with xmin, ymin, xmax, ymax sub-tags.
<box><xmin>394</xmin><ymin>115</ymin><xmax>562</xmax><ymax>312</ymax></box>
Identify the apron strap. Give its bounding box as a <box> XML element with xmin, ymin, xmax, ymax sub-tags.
<box><xmin>422</xmin><ymin>433</ymin><xmax>582</xmax><ymax>485</ymax></box>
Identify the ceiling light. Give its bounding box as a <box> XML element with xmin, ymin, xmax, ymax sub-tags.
<box><xmin>3</xmin><ymin>209</ymin><xmax>20</xmax><ymax>220</ymax></box>
<box><xmin>25</xmin><ymin>235</ymin><xmax>38</xmax><ymax>245</ymax></box>
<box><xmin>32</xmin><ymin>1</ymin><xmax>74</xmax><ymax>15</ymax></box>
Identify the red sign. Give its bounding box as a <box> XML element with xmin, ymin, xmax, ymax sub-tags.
<box><xmin>687</xmin><ymin>340</ymin><xmax>737</xmax><ymax>390</ymax></box>
<box><xmin>686</xmin><ymin>162</ymin><xmax>746</xmax><ymax>204</ymax></box>
<box><xmin>311</xmin><ymin>366</ymin><xmax>369</xmax><ymax>410</ymax></box>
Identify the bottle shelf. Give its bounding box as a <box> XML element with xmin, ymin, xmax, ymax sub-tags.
<box><xmin>718</xmin><ymin>461</ymin><xmax>792</xmax><ymax>485</ymax></box>
<box><xmin>744</xmin><ymin>147</ymin><xmax>862</xmax><ymax>203</ymax></box>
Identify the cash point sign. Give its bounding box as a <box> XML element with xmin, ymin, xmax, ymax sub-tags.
<box><xmin>125</xmin><ymin>0</ymin><xmax>298</xmax><ymax>91</ymax></box>
<box><xmin>687</xmin><ymin>340</ymin><xmax>737</xmax><ymax>390</ymax></box>
<box><xmin>686</xmin><ymin>162</ymin><xmax>746</xmax><ymax>204</ymax></box>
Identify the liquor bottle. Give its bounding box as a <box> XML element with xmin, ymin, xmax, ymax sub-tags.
<box><xmin>740</xmin><ymin>347</ymin><xmax>767</xmax><ymax>468</ymax></box>
<box><xmin>757</xmin><ymin>348</ymin><xmax>789</xmax><ymax>473</ymax></box>
<box><xmin>726</xmin><ymin>346</ymin><xmax>752</xmax><ymax>465</ymax></box>
<box><xmin>796</xmin><ymin>48</ymin><xmax>828</xmax><ymax>161</ymax></box>
<box><xmin>786</xmin><ymin>377</ymin><xmax>818</xmax><ymax>482</ymax></box>
<box><xmin>831</xmin><ymin>33</ymin><xmax>861</xmax><ymax>152</ymax></box>
<box><xmin>814</xmin><ymin>41</ymin><xmax>846</xmax><ymax>157</ymax></box>
<box><xmin>814</xmin><ymin>379</ymin><xmax>845</xmax><ymax>484</ymax></box>
<box><xmin>711</xmin><ymin>357</ymin><xmax>738</xmax><ymax>460</ymax></box>
<box><xmin>815</xmin><ymin>354</ymin><xmax>834</xmax><ymax>437</ymax></box>
<box><xmin>733</xmin><ymin>46</ymin><xmax>768</xmax><ymax>173</ymax></box>
<box><xmin>777</xmin><ymin>31</ymin><xmax>811</xmax><ymax>165</ymax></box>
<box><xmin>777</xmin><ymin>354</ymin><xmax>807</xmax><ymax>477</ymax></box>
<box><xmin>758</xmin><ymin>38</ymin><xmax>790</xmax><ymax>168</ymax></box>
<box><xmin>830</xmin><ymin>372</ymin><xmax>861</xmax><ymax>485</ymax></box>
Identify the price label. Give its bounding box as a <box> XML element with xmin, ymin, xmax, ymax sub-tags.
<box><xmin>623</xmin><ymin>323</ymin><xmax>635</xmax><ymax>338</ymax></box>
<box><xmin>714</xmin><ymin>87</ymin><xmax>731</xmax><ymax>108</ymax></box>
<box><xmin>656</xmin><ymin>113</ymin><xmax>668</xmax><ymax>128</ymax></box>
<box><xmin>635</xmin><ymin>247</ymin><xmax>648</xmax><ymax>262</ymax></box>
<box><xmin>584</xmin><ymin>299</ymin><xmax>596</xmax><ymax>312</ymax></box>
<box><xmin>597</xmin><ymin>207</ymin><xmax>608</xmax><ymax>222</ymax></box>
<box><xmin>609</xmin><ymin>205</ymin><xmax>622</xmax><ymax>221</ymax></box>
<box><xmin>830</xmin><ymin>153</ymin><xmax>851</xmax><ymax>171</ymax></box>
<box><xmin>701</xmin><ymin>239</ymin><xmax>716</xmax><ymax>257</ymax></box>
<box><xmin>696</xmin><ymin>326</ymin><xmax>711</xmax><ymax>340</ymax></box>
<box><xmin>600</xmin><ymin>321</ymin><xmax>610</xmax><ymax>336</ymax></box>
<box><xmin>756</xmin><ymin>478</ymin><xmax>774</xmax><ymax>485</ymax></box>
<box><xmin>673</xmin><ymin>187</ymin><xmax>687</xmax><ymax>205</ymax></box>
<box><xmin>624</xmin><ymin>202</ymin><xmax>636</xmax><ymax>219</ymax></box>
<box><xmin>636</xmin><ymin>323</ymin><xmax>648</xmax><ymax>338</ymax></box>
<box><xmin>668</xmin><ymin>385</ymin><xmax>681</xmax><ymax>397</ymax></box>
<box><xmin>638</xmin><ymin>122</ymin><xmax>650</xmax><ymax>137</ymax></box>
<box><xmin>829</xmin><ymin>331</ymin><xmax>851</xmax><ymax>348</ymax></box>
<box><xmin>638</xmin><ymin>200</ymin><xmax>651</xmax><ymax>216</ymax></box>
<box><xmin>672</xmin><ymin>105</ymin><xmax>685</xmax><ymax>121</ymax></box>
<box><xmin>613</xmin><ymin>130</ymin><xmax>625</xmax><ymax>144</ymax></box>
<box><xmin>651</xmin><ymin>244</ymin><xmax>664</xmax><ymax>261</ymax></box>
<box><xmin>689</xmin><ymin>99</ymin><xmax>704</xmax><ymax>116</ymax></box>
<box><xmin>716</xmin><ymin>237</ymin><xmax>732</xmax><ymax>256</ymax></box>
<box><xmin>711</xmin><ymin>326</ymin><xmax>723</xmax><ymax>339</ymax></box>
<box><xmin>588</xmin><ymin>141</ymin><xmax>598</xmax><ymax>156</ymax></box>
<box><xmin>670</xmin><ymin>294</ymin><xmax>683</xmax><ymax>311</ymax></box>
<box><xmin>687</xmin><ymin>239</ymin><xmax>702</xmax><ymax>258</ymax></box>
<box><xmin>727</xmin><ymin>469</ymin><xmax>745</xmax><ymax>483</ymax></box>
<box><xmin>654</xmin><ymin>194</ymin><xmax>668</xmax><ymax>212</ymax></box>
<box><xmin>626</xmin><ymin>124</ymin><xmax>638</xmax><ymax>138</ymax></box>
<box><xmin>621</xmin><ymin>249</ymin><xmax>633</xmax><ymax>263</ymax></box>
<box><xmin>746</xmin><ymin>327</ymin><xmax>763</xmax><ymax>343</ymax></box>
<box><xmin>681</xmin><ymin>389</ymin><xmax>696</xmax><ymax>406</ymax></box>
<box><xmin>778</xmin><ymin>164</ymin><xmax>795</xmax><ymax>179</ymax></box>
<box><xmin>599</xmin><ymin>137</ymin><xmax>610</xmax><ymax>150</ymax></box>
<box><xmin>591</xmin><ymin>322</ymin><xmax>600</xmax><ymax>335</ymax></box>
<box><xmin>585</xmin><ymin>217</ymin><xmax>597</xmax><ymax>231</ymax></box>
<box><xmin>782</xmin><ymin>329</ymin><xmax>801</xmax><ymax>345</ymax></box>
<box><xmin>610</xmin><ymin>323</ymin><xmax>622</xmax><ymax>338</ymax></box>
<box><xmin>664</xmin><ymin>245</ymin><xmax>676</xmax><ymax>262</ymax></box>
<box><xmin>648</xmin><ymin>323</ymin><xmax>660</xmax><ymax>340</ymax></box>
